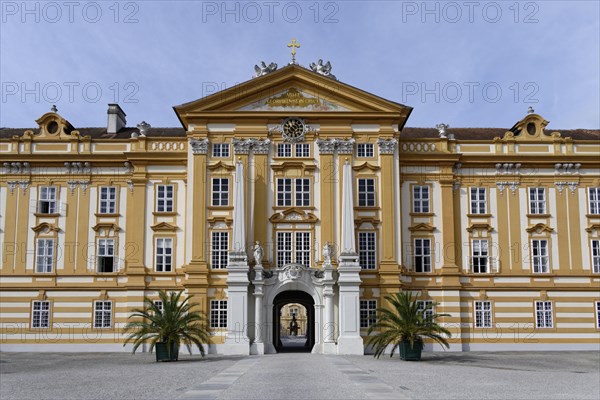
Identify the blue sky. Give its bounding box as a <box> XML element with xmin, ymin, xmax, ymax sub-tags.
<box><xmin>1</xmin><ymin>0</ymin><xmax>599</xmax><ymax>129</ymax></box>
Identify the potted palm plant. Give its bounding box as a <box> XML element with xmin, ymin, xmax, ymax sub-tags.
<box><xmin>123</xmin><ymin>290</ymin><xmax>209</xmax><ymax>362</ymax></box>
<box><xmin>367</xmin><ymin>291</ymin><xmax>452</xmax><ymax>361</ymax></box>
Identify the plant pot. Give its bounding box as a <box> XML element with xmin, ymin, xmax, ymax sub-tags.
<box><xmin>399</xmin><ymin>340</ymin><xmax>423</xmax><ymax>361</ymax></box>
<box><xmin>155</xmin><ymin>341</ymin><xmax>179</xmax><ymax>362</ymax></box>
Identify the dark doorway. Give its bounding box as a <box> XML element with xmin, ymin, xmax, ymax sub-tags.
<box><xmin>273</xmin><ymin>290</ymin><xmax>315</xmax><ymax>353</ymax></box>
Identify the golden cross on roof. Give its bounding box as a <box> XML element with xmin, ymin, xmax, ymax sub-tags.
<box><xmin>287</xmin><ymin>38</ymin><xmax>301</xmax><ymax>64</ymax></box>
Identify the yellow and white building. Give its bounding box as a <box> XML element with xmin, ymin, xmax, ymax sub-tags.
<box><xmin>1</xmin><ymin>60</ymin><xmax>599</xmax><ymax>353</ymax></box>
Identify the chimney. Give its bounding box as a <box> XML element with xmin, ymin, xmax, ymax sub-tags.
<box><xmin>107</xmin><ymin>104</ymin><xmax>126</xmax><ymax>134</ymax></box>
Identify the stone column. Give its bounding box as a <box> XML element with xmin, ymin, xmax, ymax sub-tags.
<box><xmin>322</xmin><ymin>260</ymin><xmax>336</xmax><ymax>354</ymax></box>
<box><xmin>223</xmin><ymin>159</ymin><xmax>250</xmax><ymax>355</ymax></box>
<box><xmin>336</xmin><ymin>160</ymin><xmax>364</xmax><ymax>355</ymax></box>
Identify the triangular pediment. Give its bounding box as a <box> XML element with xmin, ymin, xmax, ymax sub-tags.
<box><xmin>173</xmin><ymin>65</ymin><xmax>412</xmax><ymax>130</ymax></box>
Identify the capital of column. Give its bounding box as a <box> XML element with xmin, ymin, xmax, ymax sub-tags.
<box><xmin>377</xmin><ymin>138</ymin><xmax>397</xmax><ymax>155</ymax></box>
<box><xmin>189</xmin><ymin>138</ymin><xmax>209</xmax><ymax>154</ymax></box>
<box><xmin>316</xmin><ymin>138</ymin><xmax>355</xmax><ymax>154</ymax></box>
<box><xmin>233</xmin><ymin>138</ymin><xmax>271</xmax><ymax>154</ymax></box>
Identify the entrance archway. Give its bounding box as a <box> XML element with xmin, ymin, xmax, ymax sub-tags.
<box><xmin>273</xmin><ymin>291</ymin><xmax>315</xmax><ymax>353</ymax></box>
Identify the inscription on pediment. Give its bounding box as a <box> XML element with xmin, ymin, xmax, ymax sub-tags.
<box><xmin>237</xmin><ymin>88</ymin><xmax>349</xmax><ymax>112</ymax></box>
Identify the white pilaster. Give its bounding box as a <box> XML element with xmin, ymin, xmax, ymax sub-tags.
<box><xmin>223</xmin><ymin>160</ymin><xmax>250</xmax><ymax>355</ymax></box>
<box><xmin>336</xmin><ymin>160</ymin><xmax>364</xmax><ymax>354</ymax></box>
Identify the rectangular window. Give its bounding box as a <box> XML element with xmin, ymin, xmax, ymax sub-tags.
<box><xmin>358</xmin><ymin>178</ymin><xmax>376</xmax><ymax>207</ymax></box>
<box><xmin>155</xmin><ymin>238</ymin><xmax>173</xmax><ymax>272</ymax></box>
<box><xmin>532</xmin><ymin>239</ymin><xmax>549</xmax><ymax>273</ymax></box>
<box><xmin>295</xmin><ymin>178</ymin><xmax>310</xmax><ymax>207</ymax></box>
<box><xmin>277</xmin><ymin>232</ymin><xmax>292</xmax><ymax>268</ymax></box>
<box><xmin>38</xmin><ymin>186</ymin><xmax>57</xmax><ymax>214</ymax></box>
<box><xmin>276</xmin><ymin>232</ymin><xmax>311</xmax><ymax>267</ymax></box>
<box><xmin>358</xmin><ymin>232</ymin><xmax>376</xmax><ymax>270</ymax></box>
<box><xmin>31</xmin><ymin>301</ymin><xmax>50</xmax><ymax>329</ymax></box>
<box><xmin>99</xmin><ymin>186</ymin><xmax>117</xmax><ymax>214</ymax></box>
<box><xmin>212</xmin><ymin>143</ymin><xmax>230</xmax><ymax>158</ymax></box>
<box><xmin>156</xmin><ymin>185</ymin><xmax>174</xmax><ymax>212</ymax></box>
<box><xmin>535</xmin><ymin>301</ymin><xmax>553</xmax><ymax>328</ymax></box>
<box><xmin>413</xmin><ymin>186</ymin><xmax>430</xmax><ymax>213</ymax></box>
<box><xmin>211</xmin><ymin>232</ymin><xmax>228</xmax><ymax>269</ymax></box>
<box><xmin>93</xmin><ymin>301</ymin><xmax>112</xmax><ymax>329</ymax></box>
<box><xmin>590</xmin><ymin>188</ymin><xmax>600</xmax><ymax>215</ymax></box>
<box><xmin>277</xmin><ymin>178</ymin><xmax>292</xmax><ymax>207</ymax></box>
<box><xmin>360</xmin><ymin>300</ymin><xmax>377</xmax><ymax>328</ymax></box>
<box><xmin>277</xmin><ymin>178</ymin><xmax>310</xmax><ymax>207</ymax></box>
<box><xmin>357</xmin><ymin>143</ymin><xmax>374</xmax><ymax>158</ymax></box>
<box><xmin>474</xmin><ymin>301</ymin><xmax>492</xmax><ymax>328</ymax></box>
<box><xmin>211</xmin><ymin>178</ymin><xmax>229</xmax><ymax>206</ymax></box>
<box><xmin>295</xmin><ymin>232</ymin><xmax>311</xmax><ymax>267</ymax></box>
<box><xmin>592</xmin><ymin>240</ymin><xmax>600</xmax><ymax>274</ymax></box>
<box><xmin>470</xmin><ymin>187</ymin><xmax>487</xmax><ymax>214</ymax></box>
<box><xmin>210</xmin><ymin>300</ymin><xmax>227</xmax><ymax>328</ymax></box>
<box><xmin>277</xmin><ymin>143</ymin><xmax>292</xmax><ymax>158</ymax></box>
<box><xmin>471</xmin><ymin>239</ymin><xmax>489</xmax><ymax>273</ymax></box>
<box><xmin>36</xmin><ymin>238</ymin><xmax>54</xmax><ymax>273</ymax></box>
<box><xmin>154</xmin><ymin>300</ymin><xmax>164</xmax><ymax>314</ymax></box>
<box><xmin>414</xmin><ymin>238</ymin><xmax>431</xmax><ymax>273</ymax></box>
<box><xmin>295</xmin><ymin>143</ymin><xmax>310</xmax><ymax>158</ymax></box>
<box><xmin>417</xmin><ymin>300</ymin><xmax>434</xmax><ymax>320</ymax></box>
<box><xmin>97</xmin><ymin>239</ymin><xmax>115</xmax><ymax>273</ymax></box>
<box><xmin>529</xmin><ymin>187</ymin><xmax>546</xmax><ymax>214</ymax></box>
<box><xmin>596</xmin><ymin>301</ymin><xmax>600</xmax><ymax>329</ymax></box>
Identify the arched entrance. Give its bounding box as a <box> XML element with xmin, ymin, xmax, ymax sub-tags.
<box><xmin>273</xmin><ymin>290</ymin><xmax>315</xmax><ymax>353</ymax></box>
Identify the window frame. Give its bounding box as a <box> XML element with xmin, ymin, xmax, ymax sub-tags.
<box><xmin>155</xmin><ymin>237</ymin><xmax>173</xmax><ymax>272</ymax></box>
<box><xmin>97</xmin><ymin>238</ymin><xmax>116</xmax><ymax>273</ymax></box>
<box><xmin>595</xmin><ymin>301</ymin><xmax>600</xmax><ymax>330</ymax></box>
<box><xmin>295</xmin><ymin>143</ymin><xmax>310</xmax><ymax>158</ymax></box>
<box><xmin>528</xmin><ymin>187</ymin><xmax>546</xmax><ymax>215</ymax></box>
<box><xmin>31</xmin><ymin>300</ymin><xmax>51</xmax><ymax>329</ymax></box>
<box><xmin>358</xmin><ymin>231</ymin><xmax>377</xmax><ymax>270</ymax></box>
<box><xmin>211</xmin><ymin>178</ymin><xmax>229</xmax><ymax>207</ymax></box>
<box><xmin>474</xmin><ymin>300</ymin><xmax>493</xmax><ymax>328</ymax></box>
<box><xmin>359</xmin><ymin>299</ymin><xmax>377</xmax><ymax>328</ymax></box>
<box><xmin>35</xmin><ymin>238</ymin><xmax>55</xmax><ymax>273</ymax></box>
<box><xmin>276</xmin><ymin>178</ymin><xmax>311</xmax><ymax>207</ymax></box>
<box><xmin>471</xmin><ymin>239</ymin><xmax>489</xmax><ymax>274</ymax></box>
<box><xmin>412</xmin><ymin>185</ymin><xmax>430</xmax><ymax>213</ymax></box>
<box><xmin>98</xmin><ymin>186</ymin><xmax>117</xmax><ymax>215</ymax></box>
<box><xmin>210</xmin><ymin>231</ymin><xmax>229</xmax><ymax>269</ymax></box>
<box><xmin>357</xmin><ymin>143</ymin><xmax>375</xmax><ymax>158</ymax></box>
<box><xmin>156</xmin><ymin>184</ymin><xmax>175</xmax><ymax>213</ymax></box>
<box><xmin>93</xmin><ymin>300</ymin><xmax>113</xmax><ymax>329</ymax></box>
<box><xmin>210</xmin><ymin>300</ymin><xmax>228</xmax><ymax>328</ymax></box>
<box><xmin>413</xmin><ymin>238</ymin><xmax>432</xmax><ymax>273</ymax></box>
<box><xmin>38</xmin><ymin>186</ymin><xmax>57</xmax><ymax>214</ymax></box>
<box><xmin>276</xmin><ymin>143</ymin><xmax>292</xmax><ymax>158</ymax></box>
<box><xmin>589</xmin><ymin>187</ymin><xmax>600</xmax><ymax>215</ymax></box>
<box><xmin>357</xmin><ymin>178</ymin><xmax>376</xmax><ymax>207</ymax></box>
<box><xmin>535</xmin><ymin>301</ymin><xmax>553</xmax><ymax>329</ymax></box>
<box><xmin>276</xmin><ymin>231</ymin><xmax>311</xmax><ymax>268</ymax></box>
<box><xmin>592</xmin><ymin>240</ymin><xmax>600</xmax><ymax>274</ymax></box>
<box><xmin>212</xmin><ymin>143</ymin><xmax>230</xmax><ymax>158</ymax></box>
<box><xmin>469</xmin><ymin>187</ymin><xmax>487</xmax><ymax>214</ymax></box>
<box><xmin>416</xmin><ymin>300</ymin><xmax>434</xmax><ymax>320</ymax></box>
<box><xmin>531</xmin><ymin>239</ymin><xmax>550</xmax><ymax>273</ymax></box>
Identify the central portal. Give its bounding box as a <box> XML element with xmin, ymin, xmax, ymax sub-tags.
<box><xmin>273</xmin><ymin>291</ymin><xmax>315</xmax><ymax>353</ymax></box>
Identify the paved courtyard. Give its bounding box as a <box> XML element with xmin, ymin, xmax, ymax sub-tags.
<box><xmin>1</xmin><ymin>351</ymin><xmax>598</xmax><ymax>399</ymax></box>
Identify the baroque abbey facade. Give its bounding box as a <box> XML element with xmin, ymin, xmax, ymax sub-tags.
<box><xmin>1</xmin><ymin>63</ymin><xmax>599</xmax><ymax>353</ymax></box>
